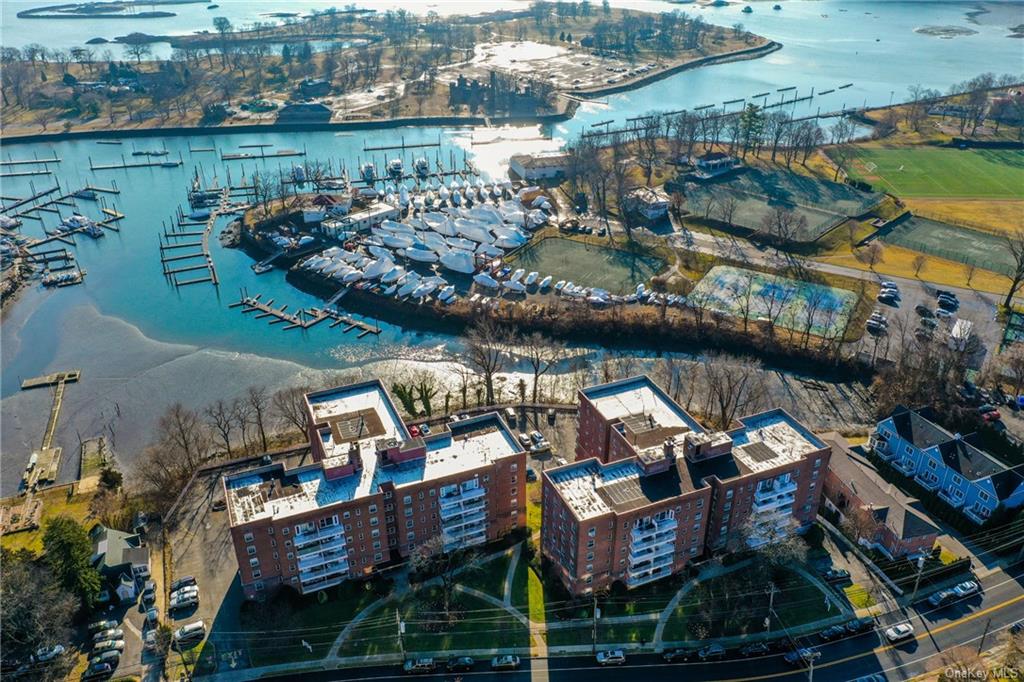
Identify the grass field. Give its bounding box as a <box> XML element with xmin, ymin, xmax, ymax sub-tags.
<box><xmin>512</xmin><ymin>237</ymin><xmax>665</xmax><ymax>294</ymax></box>
<box><xmin>1</xmin><ymin>487</ymin><xmax>95</xmax><ymax>555</ymax></box>
<box><xmin>845</xmin><ymin>146</ymin><xmax>1024</xmax><ymax>199</ymax></box>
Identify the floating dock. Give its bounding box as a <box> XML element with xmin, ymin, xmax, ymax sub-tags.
<box><xmin>21</xmin><ymin>370</ymin><xmax>81</xmax><ymax>391</ymax></box>
<box><xmin>230</xmin><ymin>292</ymin><xmax>380</xmax><ymax>336</ymax></box>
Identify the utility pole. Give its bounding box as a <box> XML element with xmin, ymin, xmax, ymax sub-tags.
<box><xmin>397</xmin><ymin>611</ymin><xmax>406</xmax><ymax>659</ymax></box>
<box><xmin>909</xmin><ymin>556</ymin><xmax>926</xmax><ymax>604</ymax></box>
<box><xmin>808</xmin><ymin>655</ymin><xmax>814</xmax><ymax>682</ymax></box>
<box><xmin>592</xmin><ymin>594</ymin><xmax>600</xmax><ymax>653</ymax></box>
<box><xmin>765</xmin><ymin>582</ymin><xmax>778</xmax><ymax>633</ymax></box>
<box><xmin>978</xmin><ymin>618</ymin><xmax>992</xmax><ymax>654</ymax></box>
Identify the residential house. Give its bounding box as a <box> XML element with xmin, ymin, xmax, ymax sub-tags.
<box><xmin>869</xmin><ymin>406</ymin><xmax>1024</xmax><ymax>524</ymax></box>
<box><xmin>822</xmin><ymin>434</ymin><xmax>939</xmax><ymax>559</ymax></box>
<box><xmin>509</xmin><ymin>152</ymin><xmax>572</xmax><ymax>181</ymax></box>
<box><xmin>90</xmin><ymin>524</ymin><xmax>150</xmax><ymax>602</ymax></box>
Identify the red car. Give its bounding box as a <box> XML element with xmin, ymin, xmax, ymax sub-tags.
<box><xmin>983</xmin><ymin>410</ymin><xmax>1001</xmax><ymax>422</ymax></box>
<box><xmin>409</xmin><ymin>425</ymin><xmax>421</xmax><ymax>437</ymax></box>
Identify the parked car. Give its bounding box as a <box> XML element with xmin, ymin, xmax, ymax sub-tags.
<box><xmin>953</xmin><ymin>580</ymin><xmax>981</xmax><ymax>598</ymax></box>
<box><xmin>936</xmin><ymin>308</ymin><xmax>955</xmax><ymax>319</ymax></box>
<box><xmin>408</xmin><ymin>425</ymin><xmax>421</xmax><ymax>437</ymax></box>
<box><xmin>547</xmin><ymin>408</ymin><xmax>557</xmax><ymax>424</ymax></box>
<box><xmin>884</xmin><ymin>622</ymin><xmax>915</xmax><ymax>643</ymax></box>
<box><xmin>937</xmin><ymin>298</ymin><xmax>959</xmax><ymax>311</ymax></box>
<box><xmin>144</xmin><ymin>630</ymin><xmax>157</xmax><ymax>651</ymax></box>
<box><xmin>819</xmin><ymin>625</ymin><xmax>847</xmax><ymax>641</ymax></box>
<box><xmin>920</xmin><ymin>318</ymin><xmax>938</xmax><ymax>329</ymax></box>
<box><xmin>419</xmin><ymin>423</ymin><xmax>431</xmax><ymax>436</ymax></box>
<box><xmin>530</xmin><ymin>430</ymin><xmax>545</xmax><ymax>444</ymax></box>
<box><xmin>490</xmin><ymin>655</ymin><xmax>521</xmax><ymax>671</ymax></box>
<box><xmin>823</xmin><ymin>568</ymin><xmax>851</xmax><ymax>582</ymax></box>
<box><xmin>88</xmin><ymin>619</ymin><xmax>118</xmax><ymax>633</ymax></box>
<box><xmin>845</xmin><ymin>617</ymin><xmax>875</xmax><ymax>634</ymax></box>
<box><xmin>784</xmin><ymin>648</ymin><xmax>821</xmax><ymax>666</ymax></box>
<box><xmin>84</xmin><ymin>662</ymin><xmax>114</xmax><ymax>679</ymax></box>
<box><xmin>698</xmin><ymin>643</ymin><xmax>726</xmax><ymax>661</ymax></box>
<box><xmin>978</xmin><ymin>404</ymin><xmax>998</xmax><ymax>415</ymax></box>
<box><xmin>169</xmin><ymin>576</ymin><xmax>196</xmax><ymax>592</ymax></box>
<box><xmin>662</xmin><ymin>647</ymin><xmax>696</xmax><ymax>662</ymax></box>
<box><xmin>403</xmin><ymin>658</ymin><xmax>437</xmax><ymax>674</ymax></box>
<box><xmin>525</xmin><ymin>468</ymin><xmax>537</xmax><ymax>482</ymax></box>
<box><xmin>33</xmin><ymin>645</ymin><xmax>66</xmax><ymax>663</ymax></box>
<box><xmin>983</xmin><ymin>410</ymin><xmax>1002</xmax><ymax>423</ymax></box>
<box><xmin>739</xmin><ymin>642</ymin><xmax>771</xmax><ymax>657</ymax></box>
<box><xmin>915</xmin><ymin>304</ymin><xmax>934</xmax><ymax>318</ymax></box>
<box><xmin>93</xmin><ymin>629</ymin><xmax>123</xmax><ymax>643</ymax></box>
<box><xmin>928</xmin><ymin>589</ymin><xmax>955</xmax><ymax>608</ymax></box>
<box><xmin>173</xmin><ymin>621</ymin><xmax>206</xmax><ymax>647</ymax></box>
<box><xmin>146</xmin><ymin>607</ymin><xmax>160</xmax><ymax>625</ymax></box>
<box><xmin>89</xmin><ymin>650</ymin><xmax>121</xmax><ymax>666</ymax></box>
<box><xmin>518</xmin><ymin>433</ymin><xmax>532</xmax><ymax>447</ymax></box>
<box><xmin>170</xmin><ymin>593</ymin><xmax>198</xmax><ymax>611</ymax></box>
<box><xmin>212</xmin><ymin>498</ymin><xmax>227</xmax><ymax>511</ymax></box>
<box><xmin>93</xmin><ymin>640</ymin><xmax>125</xmax><ymax>654</ymax></box>
<box><xmin>142</xmin><ymin>580</ymin><xmax>157</xmax><ymax>604</ymax></box>
<box><xmin>595</xmin><ymin>649</ymin><xmax>626</xmax><ymax>666</ymax></box>
<box><xmin>446</xmin><ymin>656</ymin><xmax>474</xmax><ymax>672</ymax></box>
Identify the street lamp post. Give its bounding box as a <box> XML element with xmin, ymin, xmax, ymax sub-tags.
<box><xmin>909</xmin><ymin>556</ymin><xmax>926</xmax><ymax>604</ymax></box>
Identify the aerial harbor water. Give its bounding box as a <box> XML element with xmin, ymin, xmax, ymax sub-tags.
<box><xmin>1</xmin><ymin>0</ymin><xmax>1021</xmax><ymax>494</ymax></box>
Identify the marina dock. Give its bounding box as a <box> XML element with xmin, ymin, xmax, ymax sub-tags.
<box><xmin>158</xmin><ymin>187</ymin><xmax>228</xmax><ymax>288</ymax></box>
<box><xmin>230</xmin><ymin>292</ymin><xmax>380</xmax><ymax>336</ymax></box>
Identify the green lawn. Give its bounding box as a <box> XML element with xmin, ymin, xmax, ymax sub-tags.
<box><xmin>509</xmin><ymin>552</ymin><xmax>546</xmax><ymax>627</ymax></box>
<box><xmin>844</xmin><ymin>584</ymin><xmax>877</xmax><ymax>609</ymax></box>
<box><xmin>660</xmin><ymin>567</ymin><xmax>836</xmax><ymax>642</ymax></box>
<box><xmin>458</xmin><ymin>551</ymin><xmax>512</xmax><ymax>600</ymax></box>
<box><xmin>339</xmin><ymin>586</ymin><xmax>529</xmax><ymax>656</ymax></box>
<box><xmin>241</xmin><ymin>579</ymin><xmax>382</xmax><ymax>667</ymax></box>
<box><xmin>526</xmin><ymin>481</ymin><xmax>542</xmax><ymax>534</ymax></box>
<box><xmin>511</xmin><ymin>236</ymin><xmax>666</xmax><ymax>295</ymax></box>
<box><xmin>844</xmin><ymin>146</ymin><xmax>1024</xmax><ymax>198</ymax></box>
<box><xmin>546</xmin><ymin>622</ymin><xmax>658</xmax><ymax>647</ymax></box>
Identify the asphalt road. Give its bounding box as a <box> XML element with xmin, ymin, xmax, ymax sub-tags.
<box><xmin>263</xmin><ymin>562</ymin><xmax>1024</xmax><ymax>682</ymax></box>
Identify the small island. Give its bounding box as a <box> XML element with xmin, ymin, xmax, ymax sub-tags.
<box><xmin>17</xmin><ymin>0</ymin><xmax>207</xmax><ymax>20</ymax></box>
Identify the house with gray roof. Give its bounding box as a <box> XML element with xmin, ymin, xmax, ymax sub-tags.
<box><xmin>90</xmin><ymin>524</ymin><xmax>150</xmax><ymax>602</ymax></box>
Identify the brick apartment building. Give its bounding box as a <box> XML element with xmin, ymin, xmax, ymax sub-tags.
<box><xmin>822</xmin><ymin>434</ymin><xmax>939</xmax><ymax>560</ymax></box>
<box><xmin>224</xmin><ymin>380</ymin><xmax>526</xmax><ymax>599</ymax></box>
<box><xmin>544</xmin><ymin>376</ymin><xmax>830</xmax><ymax>595</ymax></box>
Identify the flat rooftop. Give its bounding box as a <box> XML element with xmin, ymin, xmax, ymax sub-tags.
<box><xmin>729</xmin><ymin>409</ymin><xmax>826</xmax><ymax>474</ymax></box>
<box><xmin>225</xmin><ymin>383</ymin><xmax>520</xmax><ymax>526</ymax></box>
<box><xmin>547</xmin><ymin>456</ymin><xmax>707</xmax><ymax>521</ymax></box>
<box><xmin>583</xmin><ymin>376</ymin><xmax>705</xmax><ymax>435</ymax></box>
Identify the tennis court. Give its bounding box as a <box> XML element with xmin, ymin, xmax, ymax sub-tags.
<box><xmin>682</xmin><ymin>168</ymin><xmax>883</xmax><ymax>242</ymax></box>
<box><xmin>881</xmin><ymin>216</ymin><xmax>1015</xmax><ymax>275</ymax></box>
<box><xmin>845</xmin><ymin>146</ymin><xmax>1024</xmax><ymax>199</ymax></box>
<box><xmin>512</xmin><ymin>237</ymin><xmax>666</xmax><ymax>294</ymax></box>
<box><xmin>689</xmin><ymin>265</ymin><xmax>858</xmax><ymax>335</ymax></box>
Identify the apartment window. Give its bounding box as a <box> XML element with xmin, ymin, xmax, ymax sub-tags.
<box><xmin>696</xmin><ymin>499</ymin><xmax>704</xmax><ymax>508</ymax></box>
<box><xmin>267</xmin><ymin>527</ymin><xmax>275</xmax><ymax>535</ymax></box>
<box><xmin>952</xmin><ymin>475</ymin><xmax>962</xmax><ymax>485</ymax></box>
<box><xmin>282</xmin><ymin>527</ymin><xmax>290</xmax><ymax>535</ymax></box>
<box><xmin>588</xmin><ymin>527</ymin><xmax>597</xmax><ymax>537</ymax></box>
<box><xmin>374</xmin><ymin>553</ymin><xmax>384</xmax><ymax>562</ymax></box>
<box><xmin>254</xmin><ymin>580</ymin><xmax>264</xmax><ymax>591</ymax></box>
<box><xmin>285</xmin><ymin>540</ymin><xmax>292</xmax><ymax>548</ymax></box>
<box><xmin>511</xmin><ymin>498</ymin><xmax>518</xmax><ymax>507</ymax></box>
<box><xmin>694</xmin><ymin>512</ymin><xmax>702</xmax><ymax>521</ymax></box>
<box><xmin>406</xmin><ymin>531</ymin><xmax>416</xmax><ymax>541</ymax></box>
<box><xmin>814</xmin><ymin>458</ymin><xmax>822</xmax><ymax>468</ymax></box>
<box><xmin>586</xmin><ymin>564</ymin><xmax>593</xmax><ymax>573</ymax></box>
<box><xmin>370</xmin><ymin>517</ymin><xmax>379</xmax><ymax>527</ymax></box>
<box><xmin>343</xmin><ymin>511</ymin><xmax>351</xmax><ymax>519</ymax></box>
<box><xmin>243</xmin><ymin>532</ymin><xmax>254</xmax><ymax>543</ymax></box>
<box><xmin>247</xmin><ymin>546</ymin><xmax>257</xmax><ymax>556</ymax></box>
<box><xmin>406</xmin><ymin>520</ymin><xmax>414</xmax><ymax>529</ymax></box>
<box><xmin>288</xmin><ymin>564</ymin><xmax>295</xmax><ymax>572</ymax></box>
<box><xmin>511</xmin><ymin>463</ymin><xmax>518</xmax><ymax>472</ymax></box>
<box><xmin>286</xmin><ymin>552</ymin><xmax>294</xmax><ymax>560</ymax></box>
<box><xmin>408</xmin><ymin>543</ymin><xmax>416</xmax><ymax>552</ymax></box>
<box><xmin>979</xmin><ymin>491</ymin><xmax>990</xmax><ymax>502</ymax></box>
<box><xmin>403</xmin><ymin>495</ymin><xmax>413</xmax><ymax>505</ymax></box>
<box><xmin>429</xmin><ymin>489</ymin><xmax>435</xmax><ymax>497</ymax></box>
<box><xmin>249</xmin><ymin>557</ymin><xmax>260</xmax><ymax>568</ymax></box>
<box><xmin>405</xmin><ymin>508</ymin><xmax>413</xmax><ymax>518</ymax></box>
<box><xmin>356</xmin><ymin>521</ymin><xmax>363</xmax><ymax>529</ymax></box>
<box><xmin>928</xmin><ymin>459</ymin><xmax>937</xmax><ymax>470</ymax></box>
<box><xmin>719</xmin><ymin>525</ymin><xmax>727</xmax><ymax>536</ymax></box>
<box><xmin>387</xmin><ymin>515</ymin><xmax>395</xmax><ymax>523</ymax></box>
<box><xmin>587</xmin><ymin>539</ymin><xmax>595</xmax><ymax>548</ymax></box>
<box><xmin>812</xmin><ymin>470</ymin><xmax>819</xmax><ymax>480</ymax></box>
<box><xmin>483</xmin><ymin>475</ymin><xmax>490</xmax><ymax>483</ymax></box>
<box><xmin>373</xmin><ymin>541</ymin><xmax>382</xmax><ymax>550</ymax></box>
<box><xmin>905</xmin><ymin>445</ymin><xmax>913</xmax><ymax>455</ymax></box>
<box><xmin>290</xmin><ymin>577</ymin><xmax>298</xmax><ymax>584</ymax></box>
<box><xmin>384</xmin><ymin>491</ymin><xmax>393</xmax><ymax>500</ymax></box>
<box><xmin>693</xmin><ymin>524</ymin><xmax>700</xmax><ymax>532</ymax></box>
<box><xmin>272</xmin><ymin>552</ymin><xmax>279</xmax><ymax>560</ymax></box>
<box><xmin>270</xmin><ymin>539</ymin><xmax>276</xmax><ymax>548</ymax></box>
<box><xmin>586</xmin><ymin>552</ymin><xmax>594</xmax><ymax>561</ymax></box>
<box><xmin>809</xmin><ymin>482</ymin><xmax>816</xmax><ymax>490</ymax></box>
<box><xmin>369</xmin><ymin>504</ymin><xmax>378</xmax><ymax>513</ymax></box>
<box><xmin>725</xmin><ymin>489</ymin><xmax>734</xmax><ymax>500</ymax></box>
<box><xmin>419</xmin><ymin>492</ymin><xmax>425</xmax><ymax>500</ymax></box>
<box><xmin>689</xmin><ymin>547</ymin><xmax>698</xmax><ymax>556</ymax></box>
<box><xmin>345</xmin><ymin>524</ymin><xmax>352</xmax><ymax>532</ymax></box>
<box><xmin>356</xmin><ymin>508</ymin><xmax>362</xmax><ymax>516</ymax></box>
<box><xmin>511</xmin><ymin>476</ymin><xmax>517</xmax><ymax>484</ymax></box>
<box><xmin>318</xmin><ymin>515</ymin><xmax>338</xmax><ymax>529</ymax></box>
<box><xmin>585</xmin><ymin>576</ymin><xmax>593</xmax><ymax>584</ymax></box>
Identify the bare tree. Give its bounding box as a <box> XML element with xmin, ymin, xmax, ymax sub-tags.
<box><xmin>522</xmin><ymin>331</ymin><xmax>564</xmax><ymax>404</ymax></box>
<box><xmin>205</xmin><ymin>400</ymin><xmax>235</xmax><ymax>456</ymax></box>
<box><xmin>911</xmin><ymin>254</ymin><xmax>927</xmax><ymax>277</ymax></box>
<box><xmin>466</xmin><ymin>319</ymin><xmax>507</xmax><ymax>406</ymax></box>
<box><xmin>409</xmin><ymin>536</ymin><xmax>478</xmax><ymax>622</ymax></box>
<box><xmin>1004</xmin><ymin>229</ymin><xmax>1024</xmax><ymax>310</ymax></box>
<box><xmin>698</xmin><ymin>352</ymin><xmax>766</xmax><ymax>429</ymax></box>
<box><xmin>247</xmin><ymin>385</ymin><xmax>270</xmax><ymax>451</ymax></box>
<box><xmin>272</xmin><ymin>385</ymin><xmax>313</xmax><ymax>438</ymax></box>
<box><xmin>717</xmin><ymin>195</ymin><xmax>739</xmax><ymax>227</ymax></box>
<box><xmin>996</xmin><ymin>344</ymin><xmax>1024</xmax><ymax>397</ymax></box>
<box><xmin>829</xmin><ymin>117</ymin><xmax>857</xmax><ymax>181</ymax></box>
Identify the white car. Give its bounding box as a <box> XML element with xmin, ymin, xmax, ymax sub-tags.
<box><xmin>884</xmin><ymin>622</ymin><xmax>915</xmax><ymax>643</ymax></box>
<box><xmin>596</xmin><ymin>649</ymin><xmax>626</xmax><ymax>666</ymax></box>
<box><xmin>34</xmin><ymin>645</ymin><xmax>65</xmax><ymax>663</ymax></box>
<box><xmin>173</xmin><ymin>621</ymin><xmax>206</xmax><ymax>645</ymax></box>
<box><xmin>953</xmin><ymin>580</ymin><xmax>980</xmax><ymax>598</ymax></box>
<box><xmin>169</xmin><ymin>592</ymin><xmax>199</xmax><ymax>610</ymax></box>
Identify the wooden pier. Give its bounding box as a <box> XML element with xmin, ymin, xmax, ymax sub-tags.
<box><xmin>230</xmin><ymin>292</ymin><xmax>380</xmax><ymax>336</ymax></box>
<box><xmin>90</xmin><ymin>155</ymin><xmax>183</xmax><ymax>171</ymax></box>
<box><xmin>0</xmin><ymin>157</ymin><xmax>61</xmax><ymax>167</ymax></box>
<box><xmin>1</xmin><ymin>169</ymin><xmax>53</xmax><ymax>178</ymax></box>
<box><xmin>159</xmin><ymin>187</ymin><xmax>227</xmax><ymax>288</ymax></box>
<box><xmin>363</xmin><ymin>135</ymin><xmax>442</xmax><ymax>152</ymax></box>
<box><xmin>21</xmin><ymin>370</ymin><xmax>81</xmax><ymax>391</ymax></box>
<box><xmin>221</xmin><ymin>148</ymin><xmax>305</xmax><ymax>161</ymax></box>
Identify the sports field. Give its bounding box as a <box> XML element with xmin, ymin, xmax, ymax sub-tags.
<box><xmin>845</xmin><ymin>146</ymin><xmax>1024</xmax><ymax>199</ymax></box>
<box><xmin>513</xmin><ymin>237</ymin><xmax>665</xmax><ymax>294</ymax></box>
<box><xmin>881</xmin><ymin>216</ymin><xmax>1015</xmax><ymax>275</ymax></box>
<box><xmin>689</xmin><ymin>265</ymin><xmax>858</xmax><ymax>335</ymax></box>
<box><xmin>682</xmin><ymin>168</ymin><xmax>882</xmax><ymax>242</ymax></box>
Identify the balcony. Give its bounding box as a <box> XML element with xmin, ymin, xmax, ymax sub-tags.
<box><xmin>626</xmin><ymin>564</ymin><xmax>672</xmax><ymax>588</ymax></box>
<box><xmin>440</xmin><ymin>493</ymin><xmax>487</xmax><ymax>520</ymax></box>
<box><xmin>629</xmin><ymin>551</ymin><xmax>674</xmax><ymax>573</ymax></box>
<box><xmin>443</xmin><ymin>526</ymin><xmax>487</xmax><ymax>552</ymax></box>
<box><xmin>893</xmin><ymin>458</ymin><xmax>917</xmax><ymax>476</ymax></box>
<box><xmin>439</xmin><ymin>486</ymin><xmax>486</xmax><ymax>509</ymax></box>
<box><xmin>294</xmin><ymin>524</ymin><xmax>344</xmax><ymax>549</ymax></box>
<box><xmin>753</xmin><ymin>492</ymin><xmax>795</xmax><ymax>513</ymax></box>
<box><xmin>755</xmin><ymin>479</ymin><xmax>798</xmax><ymax>502</ymax></box>
<box><xmin>964</xmin><ymin>505</ymin><xmax>991</xmax><ymax>525</ymax></box>
<box><xmin>914</xmin><ymin>473</ymin><xmax>940</xmax><ymax>491</ymax></box>
<box><xmin>871</xmin><ymin>435</ymin><xmax>893</xmax><ymax>459</ymax></box>
<box><xmin>631</xmin><ymin>517</ymin><xmax>678</xmax><ymax>543</ymax></box>
<box><xmin>443</xmin><ymin>509</ymin><xmax>487</xmax><ymax>532</ymax></box>
<box><xmin>299</xmin><ymin>575</ymin><xmax>346</xmax><ymax>593</ymax></box>
<box><xmin>628</xmin><ymin>540</ymin><xmax>674</xmax><ymax>566</ymax></box>
<box><xmin>296</xmin><ymin>535</ymin><xmax>345</xmax><ymax>557</ymax></box>
<box><xmin>937</xmin><ymin>489</ymin><xmax>964</xmax><ymax>508</ymax></box>
<box><xmin>299</xmin><ymin>559</ymin><xmax>349</xmax><ymax>584</ymax></box>
<box><xmin>629</xmin><ymin>529</ymin><xmax>677</xmax><ymax>554</ymax></box>
<box><xmin>298</xmin><ymin>547</ymin><xmax>349</xmax><ymax>571</ymax></box>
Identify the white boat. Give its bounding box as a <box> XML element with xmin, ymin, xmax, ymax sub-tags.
<box><xmin>439</xmin><ymin>185</ymin><xmax>451</xmax><ymax>202</ymax></box>
<box><xmin>380</xmin><ymin>232</ymin><xmax>415</xmax><ymax>249</ymax></box>
<box><xmin>447</xmin><ymin>236</ymin><xmax>477</xmax><ymax>252</ymax></box>
<box><xmin>330</xmin><ymin>267</ymin><xmax>353</xmax><ymax>281</ymax></box>
<box><xmin>363</xmin><ymin>258</ymin><xmax>393</xmax><ymax>280</ymax></box>
<box><xmin>419</xmin><ymin>232</ymin><xmax>450</xmax><ymax>253</ymax></box>
<box><xmin>492</xmin><ymin>232</ymin><xmax>527</xmax><ymax>249</ymax></box>
<box><xmin>509</xmin><ymin>268</ymin><xmax>525</xmax><ymax>283</ymax></box>
<box><xmin>539</xmin><ymin>275</ymin><xmax>552</xmax><ymax>290</ymax></box>
<box><xmin>360</xmin><ymin>162</ymin><xmax>376</xmax><ymax>183</ymax></box>
<box><xmin>405</xmin><ymin>244</ymin><xmax>439</xmax><ymax>263</ymax></box>
<box><xmin>454</xmin><ymin>219</ymin><xmax>494</xmax><ymax>244</ymax></box>
<box><xmin>399</xmin><ymin>185</ymin><xmax>410</xmax><ymax>206</ymax></box>
<box><xmin>524</xmin><ymin>271</ymin><xmax>539</xmax><ymax>286</ymax></box>
<box><xmin>440</xmin><ymin>249</ymin><xmax>475</xmax><ymax>274</ymax></box>
<box><xmin>387</xmin><ymin>158</ymin><xmax>403</xmax><ymax>178</ymax></box>
<box><xmin>381</xmin><ymin>265</ymin><xmax>406</xmax><ymax>284</ymax></box>
<box><xmin>411</xmin><ymin>282</ymin><xmax>438</xmax><ymax>299</ymax></box>
<box><xmin>450</xmin><ymin>191</ymin><xmax>462</xmax><ymax>207</ymax></box>
<box><xmin>473</xmin><ymin>272</ymin><xmax>500</xmax><ymax>289</ymax></box>
<box><xmin>368</xmin><ymin>245</ymin><xmax>392</xmax><ymax>260</ymax></box>
<box><xmin>636</xmin><ymin>283</ymin><xmax>647</xmax><ymax>297</ymax></box>
<box><xmin>342</xmin><ymin>268</ymin><xmax>364</xmax><ymax>283</ymax></box>
<box><xmin>297</xmin><ymin>235</ymin><xmax>316</xmax><ymax>247</ymax></box>
<box><xmin>380</xmin><ymin>220</ymin><xmax>416</xmax><ymax>235</ymax></box>
<box><xmin>554</xmin><ymin>280</ymin><xmax>567</xmax><ymax>293</ymax></box>
<box><xmin>503</xmin><ymin>280</ymin><xmax>526</xmax><ymax>293</ymax></box>
<box><xmin>475</xmin><ymin>243</ymin><xmax>503</xmax><ymax>258</ymax></box>
<box><xmin>397</xmin><ymin>273</ymin><xmax>423</xmax><ymax>297</ymax></box>
<box><xmin>321</xmin><ymin>260</ymin><xmax>346</xmax><ymax>276</ymax></box>
<box><xmin>437</xmin><ymin>285</ymin><xmax>456</xmax><ymax>301</ymax></box>
<box><xmin>414</xmin><ymin>157</ymin><xmax>430</xmax><ymax>177</ymax></box>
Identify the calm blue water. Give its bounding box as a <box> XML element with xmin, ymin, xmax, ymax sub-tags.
<box><xmin>2</xmin><ymin>0</ymin><xmax>1022</xmax><ymax>397</ymax></box>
